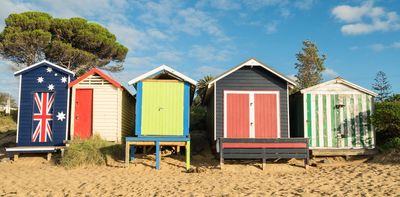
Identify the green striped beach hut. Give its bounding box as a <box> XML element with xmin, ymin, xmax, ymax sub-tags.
<box><xmin>290</xmin><ymin>77</ymin><xmax>377</xmax><ymax>153</ymax></box>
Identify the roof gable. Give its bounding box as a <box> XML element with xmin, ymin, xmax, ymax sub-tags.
<box><xmin>14</xmin><ymin>60</ymin><xmax>74</xmax><ymax>76</ymax></box>
<box><xmin>128</xmin><ymin>65</ymin><xmax>197</xmax><ymax>85</ymax></box>
<box><xmin>207</xmin><ymin>58</ymin><xmax>296</xmax><ymax>88</ymax></box>
<box><xmin>300</xmin><ymin>77</ymin><xmax>378</xmax><ymax>96</ymax></box>
<box><xmin>68</xmin><ymin>68</ymin><xmax>122</xmax><ymax>88</ymax></box>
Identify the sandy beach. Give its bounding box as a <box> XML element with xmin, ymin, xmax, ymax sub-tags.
<box><xmin>0</xmin><ymin>152</ymin><xmax>399</xmax><ymax>197</ymax></box>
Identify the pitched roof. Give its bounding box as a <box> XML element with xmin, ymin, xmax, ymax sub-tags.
<box><xmin>207</xmin><ymin>58</ymin><xmax>297</xmax><ymax>88</ymax></box>
<box><xmin>68</xmin><ymin>68</ymin><xmax>123</xmax><ymax>88</ymax></box>
<box><xmin>14</xmin><ymin>60</ymin><xmax>74</xmax><ymax>76</ymax></box>
<box><xmin>300</xmin><ymin>77</ymin><xmax>378</xmax><ymax>96</ymax></box>
<box><xmin>128</xmin><ymin>65</ymin><xmax>197</xmax><ymax>85</ymax></box>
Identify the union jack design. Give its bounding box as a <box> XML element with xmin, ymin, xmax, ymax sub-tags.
<box><xmin>32</xmin><ymin>92</ymin><xmax>55</xmax><ymax>142</ymax></box>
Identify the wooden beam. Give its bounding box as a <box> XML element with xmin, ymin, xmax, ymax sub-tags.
<box><xmin>13</xmin><ymin>154</ymin><xmax>18</xmax><ymax>161</ymax></box>
<box><xmin>186</xmin><ymin>141</ymin><xmax>190</xmax><ymax>171</ymax></box>
<box><xmin>125</xmin><ymin>143</ymin><xmax>130</xmax><ymax>166</ymax></box>
<box><xmin>47</xmin><ymin>153</ymin><xmax>52</xmax><ymax>161</ymax></box>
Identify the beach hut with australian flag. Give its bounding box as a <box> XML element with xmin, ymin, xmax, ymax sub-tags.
<box><xmin>6</xmin><ymin>60</ymin><xmax>74</xmax><ymax>160</ymax></box>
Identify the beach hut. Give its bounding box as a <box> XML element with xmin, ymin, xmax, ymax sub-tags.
<box><xmin>290</xmin><ymin>77</ymin><xmax>377</xmax><ymax>156</ymax></box>
<box><xmin>6</xmin><ymin>60</ymin><xmax>74</xmax><ymax>160</ymax></box>
<box><xmin>125</xmin><ymin>65</ymin><xmax>197</xmax><ymax>170</ymax></box>
<box><xmin>204</xmin><ymin>58</ymin><xmax>309</xmax><ymax>168</ymax></box>
<box><xmin>68</xmin><ymin>68</ymin><xmax>135</xmax><ymax>142</ymax></box>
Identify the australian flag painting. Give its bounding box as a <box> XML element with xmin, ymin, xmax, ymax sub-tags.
<box><xmin>14</xmin><ymin>60</ymin><xmax>74</xmax><ymax>146</ymax></box>
<box><xmin>32</xmin><ymin>92</ymin><xmax>55</xmax><ymax>143</ymax></box>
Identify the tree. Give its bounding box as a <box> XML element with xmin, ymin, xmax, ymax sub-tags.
<box><xmin>294</xmin><ymin>40</ymin><xmax>327</xmax><ymax>89</ymax></box>
<box><xmin>0</xmin><ymin>92</ymin><xmax>17</xmax><ymax>108</ymax></box>
<box><xmin>195</xmin><ymin>75</ymin><xmax>214</xmax><ymax>106</ymax></box>
<box><xmin>372</xmin><ymin>71</ymin><xmax>392</xmax><ymax>102</ymax></box>
<box><xmin>0</xmin><ymin>12</ymin><xmax>128</xmax><ymax>75</ymax></box>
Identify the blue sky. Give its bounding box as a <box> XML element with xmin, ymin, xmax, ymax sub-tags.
<box><xmin>0</xmin><ymin>0</ymin><xmax>399</xmax><ymax>99</ymax></box>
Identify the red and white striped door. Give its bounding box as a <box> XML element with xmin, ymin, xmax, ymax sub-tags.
<box><xmin>224</xmin><ymin>91</ymin><xmax>279</xmax><ymax>138</ymax></box>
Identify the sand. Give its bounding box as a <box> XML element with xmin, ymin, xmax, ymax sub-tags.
<box><xmin>0</xmin><ymin>153</ymin><xmax>399</xmax><ymax>197</ymax></box>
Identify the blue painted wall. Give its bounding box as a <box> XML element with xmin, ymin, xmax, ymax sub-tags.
<box><xmin>16</xmin><ymin>63</ymin><xmax>74</xmax><ymax>146</ymax></box>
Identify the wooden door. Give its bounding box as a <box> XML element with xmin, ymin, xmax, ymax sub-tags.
<box><xmin>74</xmin><ymin>89</ymin><xmax>93</xmax><ymax>139</ymax></box>
<box><xmin>225</xmin><ymin>93</ymin><xmax>250</xmax><ymax>138</ymax></box>
<box><xmin>254</xmin><ymin>93</ymin><xmax>278</xmax><ymax>138</ymax></box>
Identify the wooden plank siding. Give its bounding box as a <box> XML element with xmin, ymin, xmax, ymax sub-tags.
<box><xmin>290</xmin><ymin>82</ymin><xmax>376</xmax><ymax>150</ymax></box>
<box><xmin>70</xmin><ymin>74</ymin><xmax>135</xmax><ymax>143</ymax></box>
<box><xmin>16</xmin><ymin>64</ymin><xmax>73</xmax><ymax>146</ymax></box>
<box><xmin>215</xmin><ymin>66</ymin><xmax>289</xmax><ymax>139</ymax></box>
<box><xmin>120</xmin><ymin>89</ymin><xmax>135</xmax><ymax>141</ymax></box>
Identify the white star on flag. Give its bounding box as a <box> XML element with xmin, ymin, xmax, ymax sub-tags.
<box><xmin>46</xmin><ymin>67</ymin><xmax>53</xmax><ymax>73</ymax></box>
<box><xmin>61</xmin><ymin>77</ymin><xmax>67</xmax><ymax>83</ymax></box>
<box><xmin>37</xmin><ymin>77</ymin><xmax>44</xmax><ymax>83</ymax></box>
<box><xmin>57</xmin><ymin>111</ymin><xmax>66</xmax><ymax>121</ymax></box>
<box><xmin>54</xmin><ymin>73</ymin><xmax>58</xmax><ymax>76</ymax></box>
<box><xmin>48</xmin><ymin>84</ymin><xmax>55</xmax><ymax>91</ymax></box>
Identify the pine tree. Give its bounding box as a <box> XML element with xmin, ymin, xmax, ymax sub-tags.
<box><xmin>372</xmin><ymin>71</ymin><xmax>392</xmax><ymax>102</ymax></box>
<box><xmin>0</xmin><ymin>12</ymin><xmax>128</xmax><ymax>75</ymax></box>
<box><xmin>294</xmin><ymin>40</ymin><xmax>326</xmax><ymax>89</ymax></box>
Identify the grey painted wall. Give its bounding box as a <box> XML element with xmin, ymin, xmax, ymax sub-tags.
<box><xmin>214</xmin><ymin>66</ymin><xmax>289</xmax><ymax>139</ymax></box>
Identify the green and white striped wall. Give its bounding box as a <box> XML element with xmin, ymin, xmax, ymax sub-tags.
<box><xmin>303</xmin><ymin>93</ymin><xmax>374</xmax><ymax>149</ymax></box>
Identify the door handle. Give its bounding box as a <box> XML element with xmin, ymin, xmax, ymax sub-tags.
<box><xmin>75</xmin><ymin>116</ymin><xmax>79</xmax><ymax>120</ymax></box>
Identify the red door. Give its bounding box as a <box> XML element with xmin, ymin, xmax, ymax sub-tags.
<box><xmin>74</xmin><ymin>89</ymin><xmax>93</xmax><ymax>139</ymax></box>
<box><xmin>226</xmin><ymin>93</ymin><xmax>250</xmax><ymax>138</ymax></box>
<box><xmin>254</xmin><ymin>94</ymin><xmax>278</xmax><ymax>138</ymax></box>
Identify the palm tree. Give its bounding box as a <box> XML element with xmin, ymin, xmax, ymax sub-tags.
<box><xmin>195</xmin><ymin>75</ymin><xmax>214</xmax><ymax>106</ymax></box>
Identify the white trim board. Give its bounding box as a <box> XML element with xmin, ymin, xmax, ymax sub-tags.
<box><xmin>14</xmin><ymin>60</ymin><xmax>75</xmax><ymax>76</ymax></box>
<box><xmin>300</xmin><ymin>78</ymin><xmax>377</xmax><ymax>97</ymax></box>
<box><xmin>208</xmin><ymin>58</ymin><xmax>297</xmax><ymax>88</ymax></box>
<box><xmin>128</xmin><ymin>65</ymin><xmax>197</xmax><ymax>85</ymax></box>
<box><xmin>223</xmin><ymin>90</ymin><xmax>280</xmax><ymax>138</ymax></box>
<box><xmin>16</xmin><ymin>75</ymin><xmax>22</xmax><ymax>143</ymax></box>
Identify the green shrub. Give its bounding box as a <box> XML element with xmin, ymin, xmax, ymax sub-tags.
<box><xmin>379</xmin><ymin>137</ymin><xmax>400</xmax><ymax>152</ymax></box>
<box><xmin>372</xmin><ymin>101</ymin><xmax>400</xmax><ymax>145</ymax></box>
<box><xmin>0</xmin><ymin>115</ymin><xmax>16</xmax><ymax>132</ymax></box>
<box><xmin>59</xmin><ymin>135</ymin><xmax>111</xmax><ymax>168</ymax></box>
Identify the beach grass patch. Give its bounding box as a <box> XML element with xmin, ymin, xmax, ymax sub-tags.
<box><xmin>0</xmin><ymin>115</ymin><xmax>16</xmax><ymax>133</ymax></box>
<box><xmin>60</xmin><ymin>135</ymin><xmax>115</xmax><ymax>168</ymax></box>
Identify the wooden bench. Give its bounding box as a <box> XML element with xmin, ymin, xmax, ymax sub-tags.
<box><xmin>125</xmin><ymin>136</ymin><xmax>190</xmax><ymax>170</ymax></box>
<box><xmin>5</xmin><ymin>146</ymin><xmax>66</xmax><ymax>161</ymax></box>
<box><xmin>219</xmin><ymin>138</ymin><xmax>309</xmax><ymax>169</ymax></box>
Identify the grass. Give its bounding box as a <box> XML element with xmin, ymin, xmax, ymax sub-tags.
<box><xmin>59</xmin><ymin>135</ymin><xmax>123</xmax><ymax>168</ymax></box>
<box><xmin>379</xmin><ymin>137</ymin><xmax>400</xmax><ymax>152</ymax></box>
<box><xmin>0</xmin><ymin>115</ymin><xmax>16</xmax><ymax>133</ymax></box>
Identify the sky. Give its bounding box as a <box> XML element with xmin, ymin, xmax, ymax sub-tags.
<box><xmin>0</xmin><ymin>0</ymin><xmax>399</xmax><ymax>99</ymax></box>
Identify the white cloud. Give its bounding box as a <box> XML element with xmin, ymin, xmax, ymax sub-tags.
<box><xmin>369</xmin><ymin>43</ymin><xmax>385</xmax><ymax>52</ymax></box>
<box><xmin>332</xmin><ymin>1</ymin><xmax>400</xmax><ymax>35</ymax></box>
<box><xmin>294</xmin><ymin>0</ymin><xmax>317</xmax><ymax>10</ymax></box>
<box><xmin>323</xmin><ymin>68</ymin><xmax>339</xmax><ymax>78</ymax></box>
<box><xmin>349</xmin><ymin>46</ymin><xmax>360</xmax><ymax>50</ymax></box>
<box><xmin>193</xmin><ymin>66</ymin><xmax>225</xmax><ymax>79</ymax></box>
<box><xmin>188</xmin><ymin>45</ymin><xmax>231</xmax><ymax>62</ymax></box>
<box><xmin>280</xmin><ymin>8</ymin><xmax>291</xmax><ymax>18</ymax></box>
<box><xmin>196</xmin><ymin>0</ymin><xmax>241</xmax><ymax>10</ymax></box>
<box><xmin>391</xmin><ymin>41</ymin><xmax>400</xmax><ymax>48</ymax></box>
<box><xmin>266</xmin><ymin>22</ymin><xmax>278</xmax><ymax>34</ymax></box>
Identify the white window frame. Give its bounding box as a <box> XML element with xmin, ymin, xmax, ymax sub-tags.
<box><xmin>223</xmin><ymin>90</ymin><xmax>280</xmax><ymax>138</ymax></box>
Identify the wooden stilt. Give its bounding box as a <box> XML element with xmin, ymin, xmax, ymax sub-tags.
<box><xmin>155</xmin><ymin>141</ymin><xmax>160</xmax><ymax>170</ymax></box>
<box><xmin>60</xmin><ymin>149</ymin><xmax>65</xmax><ymax>157</ymax></box>
<box><xmin>125</xmin><ymin>143</ymin><xmax>130</xmax><ymax>166</ymax></box>
<box><xmin>47</xmin><ymin>153</ymin><xmax>52</xmax><ymax>161</ymax></box>
<box><xmin>143</xmin><ymin>146</ymin><xmax>147</xmax><ymax>154</ymax></box>
<box><xmin>130</xmin><ymin>145</ymin><xmax>135</xmax><ymax>161</ymax></box>
<box><xmin>13</xmin><ymin>154</ymin><xmax>19</xmax><ymax>161</ymax></box>
<box><xmin>177</xmin><ymin>146</ymin><xmax>180</xmax><ymax>153</ymax></box>
<box><xmin>185</xmin><ymin>141</ymin><xmax>190</xmax><ymax>171</ymax></box>
<box><xmin>262</xmin><ymin>158</ymin><xmax>266</xmax><ymax>170</ymax></box>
